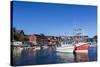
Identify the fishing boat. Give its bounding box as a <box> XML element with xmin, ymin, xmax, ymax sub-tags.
<box><xmin>73</xmin><ymin>28</ymin><xmax>90</xmax><ymax>53</ymax></box>
<box><xmin>35</xmin><ymin>46</ymin><xmax>41</xmax><ymax>50</ymax></box>
<box><xmin>56</xmin><ymin>43</ymin><xmax>75</xmax><ymax>52</ymax></box>
<box><xmin>88</xmin><ymin>42</ymin><xmax>97</xmax><ymax>53</ymax></box>
<box><xmin>74</xmin><ymin>42</ymin><xmax>90</xmax><ymax>53</ymax></box>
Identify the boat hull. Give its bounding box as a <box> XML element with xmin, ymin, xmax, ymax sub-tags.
<box><xmin>75</xmin><ymin>43</ymin><xmax>89</xmax><ymax>53</ymax></box>
<box><xmin>56</xmin><ymin>45</ymin><xmax>74</xmax><ymax>52</ymax></box>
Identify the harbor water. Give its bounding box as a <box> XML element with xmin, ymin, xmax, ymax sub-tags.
<box><xmin>11</xmin><ymin>46</ymin><xmax>97</xmax><ymax>66</ymax></box>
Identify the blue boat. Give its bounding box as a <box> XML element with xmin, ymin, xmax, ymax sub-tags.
<box><xmin>88</xmin><ymin>45</ymin><xmax>97</xmax><ymax>61</ymax></box>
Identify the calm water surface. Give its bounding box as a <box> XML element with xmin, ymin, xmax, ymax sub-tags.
<box><xmin>11</xmin><ymin>46</ymin><xmax>97</xmax><ymax>66</ymax></box>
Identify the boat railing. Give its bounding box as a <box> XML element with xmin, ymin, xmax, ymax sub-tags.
<box><xmin>87</xmin><ymin>42</ymin><xmax>97</xmax><ymax>47</ymax></box>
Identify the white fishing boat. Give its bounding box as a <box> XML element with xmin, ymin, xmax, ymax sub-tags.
<box><xmin>35</xmin><ymin>46</ymin><xmax>41</xmax><ymax>50</ymax></box>
<box><xmin>12</xmin><ymin>41</ymin><xmax>22</xmax><ymax>46</ymax></box>
<box><xmin>56</xmin><ymin>43</ymin><xmax>75</xmax><ymax>52</ymax></box>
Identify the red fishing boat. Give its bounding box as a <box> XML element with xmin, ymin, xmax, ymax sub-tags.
<box><xmin>75</xmin><ymin>42</ymin><xmax>90</xmax><ymax>53</ymax></box>
<box><xmin>73</xmin><ymin>28</ymin><xmax>90</xmax><ymax>53</ymax></box>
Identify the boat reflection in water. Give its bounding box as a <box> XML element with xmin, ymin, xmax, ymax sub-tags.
<box><xmin>74</xmin><ymin>52</ymin><xmax>89</xmax><ymax>62</ymax></box>
<box><xmin>12</xmin><ymin>46</ymin><xmax>97</xmax><ymax>66</ymax></box>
